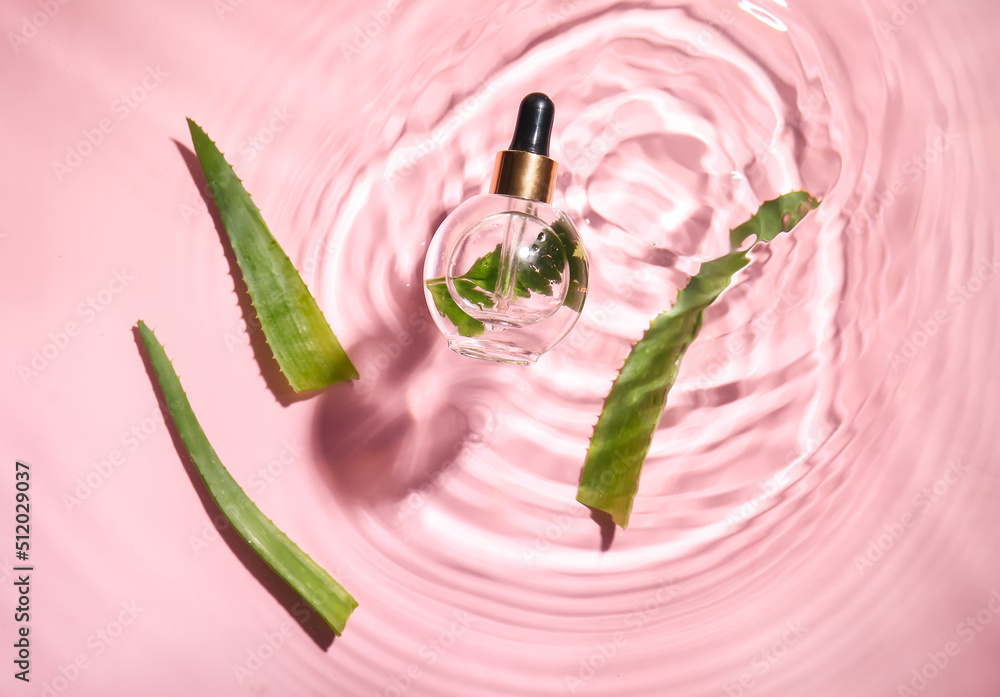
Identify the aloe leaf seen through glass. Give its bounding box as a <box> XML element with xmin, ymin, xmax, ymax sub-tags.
<box><xmin>425</xmin><ymin>219</ymin><xmax>587</xmax><ymax>336</ymax></box>
<box><xmin>576</xmin><ymin>192</ymin><xmax>820</xmax><ymax>528</ymax></box>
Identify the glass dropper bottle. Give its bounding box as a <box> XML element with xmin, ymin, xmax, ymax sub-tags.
<box><xmin>422</xmin><ymin>92</ymin><xmax>589</xmax><ymax>365</ymax></box>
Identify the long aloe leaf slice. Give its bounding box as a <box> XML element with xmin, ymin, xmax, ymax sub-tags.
<box><xmin>577</xmin><ymin>192</ymin><xmax>819</xmax><ymax>528</ymax></box>
<box><xmin>137</xmin><ymin>320</ymin><xmax>357</xmax><ymax>634</ymax></box>
<box><xmin>186</xmin><ymin>118</ymin><xmax>358</xmax><ymax>391</ymax></box>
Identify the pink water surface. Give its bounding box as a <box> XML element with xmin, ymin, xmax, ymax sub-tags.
<box><xmin>3</xmin><ymin>0</ymin><xmax>1000</xmax><ymax>695</ymax></box>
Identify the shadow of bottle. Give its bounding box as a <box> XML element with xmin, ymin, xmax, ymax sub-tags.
<box><xmin>310</xmin><ymin>290</ymin><xmax>488</xmax><ymax>510</ymax></box>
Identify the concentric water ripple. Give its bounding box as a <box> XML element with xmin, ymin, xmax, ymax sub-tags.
<box><xmin>286</xmin><ymin>1</ymin><xmax>999</xmax><ymax>694</ymax></box>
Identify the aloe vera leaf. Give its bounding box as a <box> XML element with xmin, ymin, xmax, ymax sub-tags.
<box><xmin>186</xmin><ymin>118</ymin><xmax>358</xmax><ymax>391</ymax></box>
<box><xmin>728</xmin><ymin>190</ymin><xmax>820</xmax><ymax>249</ymax></box>
<box><xmin>454</xmin><ymin>244</ymin><xmax>510</xmax><ymax>303</ymax></box>
<box><xmin>423</xmin><ymin>245</ymin><xmax>505</xmax><ymax>339</ymax></box>
<box><xmin>449</xmin><ymin>243</ymin><xmax>533</xmax><ymax>301</ymax></box>
<box><xmin>137</xmin><ymin>320</ymin><xmax>357</xmax><ymax>634</ymax></box>
<box><xmin>425</xmin><ymin>278</ymin><xmax>486</xmax><ymax>337</ymax></box>
<box><xmin>515</xmin><ymin>234</ymin><xmax>563</xmax><ymax>297</ymax></box>
<box><xmin>577</xmin><ymin>192</ymin><xmax>819</xmax><ymax>528</ymax></box>
<box><xmin>551</xmin><ymin>219</ymin><xmax>589</xmax><ymax>313</ymax></box>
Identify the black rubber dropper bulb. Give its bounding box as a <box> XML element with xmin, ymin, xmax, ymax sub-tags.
<box><xmin>489</xmin><ymin>93</ymin><xmax>559</xmax><ymax>202</ymax></box>
<box><xmin>508</xmin><ymin>93</ymin><xmax>555</xmax><ymax>157</ymax></box>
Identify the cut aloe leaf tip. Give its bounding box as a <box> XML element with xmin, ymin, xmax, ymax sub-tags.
<box><xmin>186</xmin><ymin>117</ymin><xmax>358</xmax><ymax>392</ymax></box>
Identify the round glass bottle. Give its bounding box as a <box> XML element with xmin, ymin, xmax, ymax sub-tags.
<box><xmin>422</xmin><ymin>93</ymin><xmax>589</xmax><ymax>365</ymax></box>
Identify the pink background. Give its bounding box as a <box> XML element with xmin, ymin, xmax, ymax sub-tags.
<box><xmin>3</xmin><ymin>1</ymin><xmax>1000</xmax><ymax>696</ymax></box>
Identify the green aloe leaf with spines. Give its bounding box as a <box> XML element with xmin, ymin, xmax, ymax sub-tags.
<box><xmin>137</xmin><ymin>321</ymin><xmax>357</xmax><ymax>635</ymax></box>
<box><xmin>577</xmin><ymin>191</ymin><xmax>820</xmax><ymax>528</ymax></box>
<box><xmin>187</xmin><ymin>118</ymin><xmax>357</xmax><ymax>392</ymax></box>
<box><xmin>551</xmin><ymin>219</ymin><xmax>588</xmax><ymax>312</ymax></box>
<box><xmin>425</xmin><ymin>278</ymin><xmax>487</xmax><ymax>337</ymax></box>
